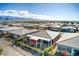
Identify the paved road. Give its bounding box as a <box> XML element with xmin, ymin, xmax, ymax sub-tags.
<box><xmin>0</xmin><ymin>38</ymin><xmax>5</xmax><ymax>48</ymax></box>
<box><xmin>0</xmin><ymin>38</ymin><xmax>33</xmax><ymax>56</ymax></box>
<box><xmin>1</xmin><ymin>46</ymin><xmax>23</xmax><ymax>56</ymax></box>
<box><xmin>12</xmin><ymin>46</ymin><xmax>33</xmax><ymax>56</ymax></box>
<box><xmin>0</xmin><ymin>38</ymin><xmax>23</xmax><ymax>56</ymax></box>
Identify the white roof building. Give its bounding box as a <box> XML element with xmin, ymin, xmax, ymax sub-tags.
<box><xmin>27</xmin><ymin>35</ymin><xmax>51</xmax><ymax>41</ymax></box>
<box><xmin>61</xmin><ymin>26</ymin><xmax>76</xmax><ymax>30</ymax></box>
<box><xmin>57</xmin><ymin>36</ymin><xmax>79</xmax><ymax>49</ymax></box>
<box><xmin>27</xmin><ymin>30</ymin><xmax>61</xmax><ymax>41</ymax></box>
<box><xmin>56</xmin><ymin>32</ymin><xmax>79</xmax><ymax>43</ymax></box>
<box><xmin>46</xmin><ymin>30</ymin><xmax>61</xmax><ymax>40</ymax></box>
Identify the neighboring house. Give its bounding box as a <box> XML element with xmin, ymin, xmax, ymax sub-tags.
<box><xmin>0</xmin><ymin>27</ymin><xmax>22</xmax><ymax>32</ymax></box>
<box><xmin>56</xmin><ymin>33</ymin><xmax>79</xmax><ymax>56</ymax></box>
<box><xmin>48</xmin><ymin>24</ymin><xmax>61</xmax><ymax>31</ymax></box>
<box><xmin>23</xmin><ymin>24</ymin><xmax>37</xmax><ymax>29</ymax></box>
<box><xmin>0</xmin><ymin>27</ymin><xmax>23</xmax><ymax>37</ymax></box>
<box><xmin>38</xmin><ymin>25</ymin><xmax>50</xmax><ymax>30</ymax></box>
<box><xmin>8</xmin><ymin>29</ymin><xmax>39</xmax><ymax>40</ymax></box>
<box><xmin>10</xmin><ymin>23</ymin><xmax>23</xmax><ymax>27</ymax></box>
<box><xmin>60</xmin><ymin>26</ymin><xmax>77</xmax><ymax>32</ymax></box>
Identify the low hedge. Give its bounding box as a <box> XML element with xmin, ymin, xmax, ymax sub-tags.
<box><xmin>16</xmin><ymin>42</ymin><xmax>44</xmax><ymax>56</ymax></box>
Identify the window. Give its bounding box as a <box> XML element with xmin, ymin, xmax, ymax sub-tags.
<box><xmin>38</xmin><ymin>39</ymin><xmax>42</xmax><ymax>43</ymax></box>
<box><xmin>43</xmin><ymin>40</ymin><xmax>48</xmax><ymax>44</ymax></box>
<box><xmin>48</xmin><ymin>41</ymin><xmax>51</xmax><ymax>46</ymax></box>
<box><xmin>62</xmin><ymin>46</ymin><xmax>67</xmax><ymax>51</ymax></box>
<box><xmin>58</xmin><ymin>45</ymin><xmax>61</xmax><ymax>50</ymax></box>
<box><xmin>67</xmin><ymin>47</ymin><xmax>71</xmax><ymax>53</ymax></box>
<box><xmin>70</xmin><ymin>29</ymin><xmax>75</xmax><ymax>32</ymax></box>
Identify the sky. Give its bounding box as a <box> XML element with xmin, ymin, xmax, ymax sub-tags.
<box><xmin>0</xmin><ymin>3</ymin><xmax>79</xmax><ymax>21</ymax></box>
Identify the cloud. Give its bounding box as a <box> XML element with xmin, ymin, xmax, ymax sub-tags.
<box><xmin>18</xmin><ymin>10</ymin><xmax>29</xmax><ymax>16</ymax></box>
<box><xmin>30</xmin><ymin>14</ymin><xmax>53</xmax><ymax>20</ymax></box>
<box><xmin>0</xmin><ymin>10</ymin><xmax>18</xmax><ymax>16</ymax></box>
<box><xmin>0</xmin><ymin>9</ymin><xmax>53</xmax><ymax>20</ymax></box>
<box><xmin>0</xmin><ymin>9</ymin><xmax>78</xmax><ymax>21</ymax></box>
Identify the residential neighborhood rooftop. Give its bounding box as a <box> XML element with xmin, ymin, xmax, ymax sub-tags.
<box><xmin>58</xmin><ymin>36</ymin><xmax>79</xmax><ymax>49</ymax></box>
<box><xmin>50</xmin><ymin>23</ymin><xmax>61</xmax><ymax>28</ymax></box>
<box><xmin>0</xmin><ymin>27</ymin><xmax>23</xmax><ymax>31</ymax></box>
<box><xmin>27</xmin><ymin>30</ymin><xmax>60</xmax><ymax>40</ymax></box>
<box><xmin>56</xmin><ymin>32</ymin><xmax>79</xmax><ymax>43</ymax></box>
<box><xmin>8</xmin><ymin>28</ymin><xmax>38</xmax><ymax>35</ymax></box>
<box><xmin>28</xmin><ymin>30</ymin><xmax>51</xmax><ymax>39</ymax></box>
<box><xmin>27</xmin><ymin>35</ymin><xmax>51</xmax><ymax>41</ymax></box>
<box><xmin>61</xmin><ymin>26</ymin><xmax>76</xmax><ymax>29</ymax></box>
<box><xmin>46</xmin><ymin>30</ymin><xmax>60</xmax><ymax>40</ymax></box>
<box><xmin>0</xmin><ymin>25</ymin><xmax>9</xmax><ymax>28</ymax></box>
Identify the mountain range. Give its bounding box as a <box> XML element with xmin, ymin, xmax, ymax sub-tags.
<box><xmin>0</xmin><ymin>16</ymin><xmax>37</xmax><ymax>21</ymax></box>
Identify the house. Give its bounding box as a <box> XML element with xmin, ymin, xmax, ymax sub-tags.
<box><xmin>27</xmin><ymin>35</ymin><xmax>51</xmax><ymax>49</ymax></box>
<box><xmin>0</xmin><ymin>27</ymin><xmax>23</xmax><ymax>37</ymax></box>
<box><xmin>10</xmin><ymin>23</ymin><xmax>23</xmax><ymax>27</ymax></box>
<box><xmin>0</xmin><ymin>25</ymin><xmax>8</xmax><ymax>37</ymax></box>
<box><xmin>8</xmin><ymin>28</ymin><xmax>39</xmax><ymax>41</ymax></box>
<box><xmin>49</xmin><ymin>23</ymin><xmax>62</xmax><ymax>31</ymax></box>
<box><xmin>60</xmin><ymin>26</ymin><xmax>77</xmax><ymax>32</ymax></box>
<box><xmin>0</xmin><ymin>25</ymin><xmax>8</xmax><ymax>28</ymax></box>
<box><xmin>38</xmin><ymin>24</ymin><xmax>50</xmax><ymax>30</ymax></box>
<box><xmin>23</xmin><ymin>24</ymin><xmax>37</xmax><ymax>29</ymax></box>
<box><xmin>0</xmin><ymin>27</ymin><xmax>22</xmax><ymax>32</ymax></box>
<box><xmin>27</xmin><ymin>30</ymin><xmax>61</xmax><ymax>50</ymax></box>
<box><xmin>56</xmin><ymin>33</ymin><xmax>79</xmax><ymax>56</ymax></box>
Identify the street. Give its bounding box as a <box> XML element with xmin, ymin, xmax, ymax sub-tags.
<box><xmin>0</xmin><ymin>38</ymin><xmax>33</xmax><ymax>56</ymax></box>
<box><xmin>12</xmin><ymin>45</ymin><xmax>33</xmax><ymax>56</ymax></box>
<box><xmin>1</xmin><ymin>46</ymin><xmax>23</xmax><ymax>56</ymax></box>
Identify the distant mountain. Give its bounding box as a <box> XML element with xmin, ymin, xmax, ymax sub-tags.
<box><xmin>0</xmin><ymin>16</ymin><xmax>38</xmax><ymax>21</ymax></box>
<box><xmin>0</xmin><ymin>15</ymin><xmax>55</xmax><ymax>22</ymax></box>
<box><xmin>1</xmin><ymin>15</ymin><xmax>78</xmax><ymax>22</ymax></box>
